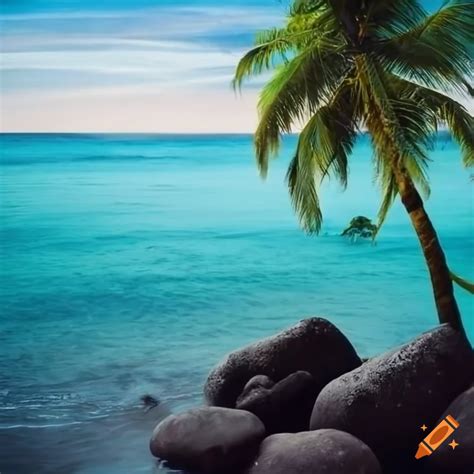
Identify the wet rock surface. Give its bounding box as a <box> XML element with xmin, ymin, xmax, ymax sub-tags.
<box><xmin>150</xmin><ymin>407</ymin><xmax>265</xmax><ymax>473</ymax></box>
<box><xmin>310</xmin><ymin>325</ymin><xmax>473</xmax><ymax>468</ymax></box>
<box><xmin>245</xmin><ymin>429</ymin><xmax>382</xmax><ymax>474</ymax></box>
<box><xmin>236</xmin><ymin>375</ymin><xmax>275</xmax><ymax>405</ymax></box>
<box><xmin>236</xmin><ymin>371</ymin><xmax>315</xmax><ymax>434</ymax></box>
<box><xmin>205</xmin><ymin>317</ymin><xmax>361</xmax><ymax>407</ymax></box>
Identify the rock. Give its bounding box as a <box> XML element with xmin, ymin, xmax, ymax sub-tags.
<box><xmin>425</xmin><ymin>386</ymin><xmax>474</xmax><ymax>474</ymax></box>
<box><xmin>237</xmin><ymin>375</ymin><xmax>275</xmax><ymax>403</ymax></box>
<box><xmin>310</xmin><ymin>325</ymin><xmax>473</xmax><ymax>469</ymax></box>
<box><xmin>149</xmin><ymin>406</ymin><xmax>265</xmax><ymax>473</ymax></box>
<box><xmin>246</xmin><ymin>429</ymin><xmax>382</xmax><ymax>474</ymax></box>
<box><xmin>236</xmin><ymin>371</ymin><xmax>315</xmax><ymax>434</ymax></box>
<box><xmin>205</xmin><ymin>317</ymin><xmax>361</xmax><ymax>407</ymax></box>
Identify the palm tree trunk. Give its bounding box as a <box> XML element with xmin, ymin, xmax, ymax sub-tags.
<box><xmin>392</xmin><ymin>165</ymin><xmax>465</xmax><ymax>335</ymax></box>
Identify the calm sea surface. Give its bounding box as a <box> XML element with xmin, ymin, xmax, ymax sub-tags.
<box><xmin>0</xmin><ymin>133</ymin><xmax>472</xmax><ymax>473</ymax></box>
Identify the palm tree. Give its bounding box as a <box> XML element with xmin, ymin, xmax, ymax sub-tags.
<box><xmin>234</xmin><ymin>0</ymin><xmax>473</xmax><ymax>334</ymax></box>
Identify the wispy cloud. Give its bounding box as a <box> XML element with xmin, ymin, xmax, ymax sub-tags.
<box><xmin>0</xmin><ymin>5</ymin><xmax>279</xmax><ymax>91</ymax></box>
<box><xmin>0</xmin><ymin>6</ymin><xmax>282</xmax><ymax>46</ymax></box>
<box><xmin>0</xmin><ymin>3</ymin><xmax>279</xmax><ymax>131</ymax></box>
<box><xmin>1</xmin><ymin>46</ymin><xmax>241</xmax><ymax>77</ymax></box>
<box><xmin>0</xmin><ymin>11</ymin><xmax>131</xmax><ymax>21</ymax></box>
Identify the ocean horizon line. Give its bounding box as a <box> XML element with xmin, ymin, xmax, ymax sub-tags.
<box><xmin>0</xmin><ymin>130</ymin><xmax>453</xmax><ymax>137</ymax></box>
<box><xmin>3</xmin><ymin>131</ymin><xmax>259</xmax><ymax>135</ymax></box>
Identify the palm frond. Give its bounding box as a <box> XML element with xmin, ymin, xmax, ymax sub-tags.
<box><xmin>233</xmin><ymin>2</ymin><xmax>347</xmax><ymax>90</ymax></box>
<box><xmin>287</xmin><ymin>149</ymin><xmax>323</xmax><ymax>233</ymax></box>
<box><xmin>233</xmin><ymin>28</ymin><xmax>294</xmax><ymax>90</ymax></box>
<box><xmin>292</xmin><ymin>9</ymin><xmax>344</xmax><ymax>48</ymax></box>
<box><xmin>442</xmin><ymin>101</ymin><xmax>474</xmax><ymax>167</ymax></box>
<box><xmin>287</xmin><ymin>81</ymin><xmax>359</xmax><ymax>233</ymax></box>
<box><xmin>371</xmin><ymin>100</ymin><xmax>433</xmax><ymax>233</ymax></box>
<box><xmin>355</xmin><ymin>61</ymin><xmax>435</xmax><ymax>228</ymax></box>
<box><xmin>290</xmin><ymin>0</ymin><xmax>323</xmax><ymax>14</ymax></box>
<box><xmin>375</xmin><ymin>172</ymin><xmax>398</xmax><ymax>233</ymax></box>
<box><xmin>390</xmin><ymin>97</ymin><xmax>434</xmax><ymax>197</ymax></box>
<box><xmin>450</xmin><ymin>270</ymin><xmax>474</xmax><ymax>294</ymax></box>
<box><xmin>394</xmin><ymin>78</ymin><xmax>474</xmax><ymax>166</ymax></box>
<box><xmin>255</xmin><ymin>42</ymin><xmax>347</xmax><ymax>175</ymax></box>
<box><xmin>375</xmin><ymin>2</ymin><xmax>474</xmax><ymax>93</ymax></box>
<box><xmin>421</xmin><ymin>94</ymin><xmax>473</xmax><ymax>167</ymax></box>
<box><xmin>365</xmin><ymin>0</ymin><xmax>428</xmax><ymax>36</ymax></box>
<box><xmin>357</xmin><ymin>57</ymin><xmax>435</xmax><ymax>165</ymax></box>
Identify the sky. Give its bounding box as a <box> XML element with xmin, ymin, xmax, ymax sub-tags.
<box><xmin>0</xmin><ymin>0</ymin><xmax>462</xmax><ymax>132</ymax></box>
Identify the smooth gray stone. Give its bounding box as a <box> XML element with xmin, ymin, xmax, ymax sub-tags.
<box><xmin>205</xmin><ymin>317</ymin><xmax>361</xmax><ymax>407</ymax></box>
<box><xmin>310</xmin><ymin>324</ymin><xmax>473</xmax><ymax>469</ymax></box>
<box><xmin>246</xmin><ymin>429</ymin><xmax>382</xmax><ymax>474</ymax></box>
<box><xmin>236</xmin><ymin>375</ymin><xmax>275</xmax><ymax>404</ymax></box>
<box><xmin>150</xmin><ymin>406</ymin><xmax>265</xmax><ymax>473</ymax></box>
<box><xmin>236</xmin><ymin>371</ymin><xmax>315</xmax><ymax>434</ymax></box>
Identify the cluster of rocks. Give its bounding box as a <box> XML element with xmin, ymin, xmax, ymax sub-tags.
<box><xmin>149</xmin><ymin>317</ymin><xmax>474</xmax><ymax>474</ymax></box>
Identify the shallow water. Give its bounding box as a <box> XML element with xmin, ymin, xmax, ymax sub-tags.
<box><xmin>0</xmin><ymin>133</ymin><xmax>472</xmax><ymax>473</ymax></box>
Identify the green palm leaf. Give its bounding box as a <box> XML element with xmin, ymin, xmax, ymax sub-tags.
<box><xmin>287</xmin><ymin>81</ymin><xmax>359</xmax><ymax>233</ymax></box>
<box><xmin>364</xmin><ymin>0</ymin><xmax>427</xmax><ymax>35</ymax></box>
<box><xmin>375</xmin><ymin>2</ymin><xmax>474</xmax><ymax>93</ymax></box>
<box><xmin>233</xmin><ymin>28</ymin><xmax>295</xmax><ymax>90</ymax></box>
<box><xmin>450</xmin><ymin>271</ymin><xmax>474</xmax><ymax>294</ymax></box>
<box><xmin>255</xmin><ymin>42</ymin><xmax>347</xmax><ymax>175</ymax></box>
<box><xmin>408</xmin><ymin>85</ymin><xmax>474</xmax><ymax>167</ymax></box>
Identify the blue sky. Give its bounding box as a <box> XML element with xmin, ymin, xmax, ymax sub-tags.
<box><xmin>0</xmin><ymin>0</ymin><xmax>456</xmax><ymax>132</ymax></box>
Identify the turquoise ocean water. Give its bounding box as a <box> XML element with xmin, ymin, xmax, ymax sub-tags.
<box><xmin>0</xmin><ymin>133</ymin><xmax>472</xmax><ymax>473</ymax></box>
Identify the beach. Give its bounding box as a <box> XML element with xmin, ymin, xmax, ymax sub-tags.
<box><xmin>0</xmin><ymin>133</ymin><xmax>473</xmax><ymax>473</ymax></box>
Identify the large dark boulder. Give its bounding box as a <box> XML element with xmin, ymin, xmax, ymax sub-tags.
<box><xmin>205</xmin><ymin>317</ymin><xmax>361</xmax><ymax>407</ymax></box>
<box><xmin>149</xmin><ymin>407</ymin><xmax>265</xmax><ymax>473</ymax></box>
<box><xmin>425</xmin><ymin>386</ymin><xmax>474</xmax><ymax>474</ymax></box>
<box><xmin>236</xmin><ymin>371</ymin><xmax>315</xmax><ymax>434</ymax></box>
<box><xmin>310</xmin><ymin>325</ymin><xmax>473</xmax><ymax>470</ymax></box>
<box><xmin>246</xmin><ymin>429</ymin><xmax>382</xmax><ymax>474</ymax></box>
